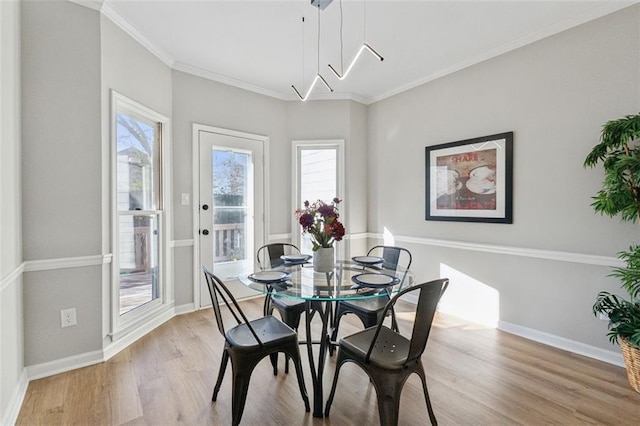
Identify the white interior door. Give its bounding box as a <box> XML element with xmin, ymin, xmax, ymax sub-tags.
<box><xmin>198</xmin><ymin>129</ymin><xmax>265</xmax><ymax>307</ymax></box>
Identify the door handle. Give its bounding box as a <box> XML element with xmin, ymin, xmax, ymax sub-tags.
<box><xmin>202</xmin><ymin>204</ymin><xmax>209</xmax><ymax>210</ymax></box>
<box><xmin>202</xmin><ymin>229</ymin><xmax>209</xmax><ymax>235</ymax></box>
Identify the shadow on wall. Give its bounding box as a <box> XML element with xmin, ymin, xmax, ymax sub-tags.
<box><xmin>438</xmin><ymin>263</ymin><xmax>500</xmax><ymax>328</ymax></box>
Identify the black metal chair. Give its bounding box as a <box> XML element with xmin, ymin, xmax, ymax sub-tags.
<box><xmin>330</xmin><ymin>246</ymin><xmax>412</xmax><ymax>350</ymax></box>
<box><xmin>324</xmin><ymin>278</ymin><xmax>449</xmax><ymax>426</ymax></box>
<box><xmin>203</xmin><ymin>267</ymin><xmax>310</xmax><ymax>426</ymax></box>
<box><xmin>257</xmin><ymin>243</ymin><xmax>318</xmax><ymax>374</ymax></box>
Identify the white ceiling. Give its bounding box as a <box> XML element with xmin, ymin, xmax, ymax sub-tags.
<box><xmin>98</xmin><ymin>0</ymin><xmax>637</xmax><ymax>104</ymax></box>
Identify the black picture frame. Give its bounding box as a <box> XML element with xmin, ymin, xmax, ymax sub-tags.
<box><xmin>425</xmin><ymin>132</ymin><xmax>513</xmax><ymax>223</ymax></box>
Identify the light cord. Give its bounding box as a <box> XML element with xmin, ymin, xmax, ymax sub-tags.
<box><xmin>317</xmin><ymin>5</ymin><xmax>320</xmax><ymax>74</ymax></box>
<box><xmin>339</xmin><ymin>0</ymin><xmax>344</xmax><ymax>74</ymax></box>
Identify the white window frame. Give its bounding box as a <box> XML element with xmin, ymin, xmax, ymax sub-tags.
<box><xmin>110</xmin><ymin>91</ymin><xmax>172</xmax><ymax>340</ymax></box>
<box><xmin>291</xmin><ymin>139</ymin><xmax>345</xmax><ymax>258</ymax></box>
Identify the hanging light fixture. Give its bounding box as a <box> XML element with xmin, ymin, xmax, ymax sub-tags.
<box><xmin>291</xmin><ymin>4</ymin><xmax>334</xmax><ymax>101</ymax></box>
<box><xmin>327</xmin><ymin>0</ymin><xmax>383</xmax><ymax>80</ymax></box>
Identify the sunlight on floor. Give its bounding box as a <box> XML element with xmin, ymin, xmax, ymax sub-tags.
<box><xmin>438</xmin><ymin>263</ymin><xmax>500</xmax><ymax>328</ymax></box>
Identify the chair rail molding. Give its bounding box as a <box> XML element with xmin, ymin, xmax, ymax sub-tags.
<box><xmin>367</xmin><ymin>233</ymin><xmax>622</xmax><ymax>267</ymax></box>
<box><xmin>23</xmin><ymin>254</ymin><xmax>113</xmax><ymax>273</ymax></box>
<box><xmin>0</xmin><ymin>262</ymin><xmax>24</xmax><ymax>293</ymax></box>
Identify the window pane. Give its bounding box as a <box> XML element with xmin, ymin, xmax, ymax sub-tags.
<box><xmin>299</xmin><ymin>148</ymin><xmax>338</xmax><ymax>254</ymax></box>
<box><xmin>212</xmin><ymin>150</ymin><xmax>249</xmax><ymax>263</ymax></box>
<box><xmin>118</xmin><ymin>214</ymin><xmax>159</xmax><ymax>315</ymax></box>
<box><xmin>300</xmin><ymin>149</ymin><xmax>337</xmax><ymax>206</ymax></box>
<box><xmin>116</xmin><ymin>111</ymin><xmax>160</xmax><ymax>211</ymax></box>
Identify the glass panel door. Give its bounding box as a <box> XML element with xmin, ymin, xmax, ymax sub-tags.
<box><xmin>211</xmin><ymin>149</ymin><xmax>252</xmax><ymax>277</ymax></box>
<box><xmin>198</xmin><ymin>129</ymin><xmax>264</xmax><ymax>307</ymax></box>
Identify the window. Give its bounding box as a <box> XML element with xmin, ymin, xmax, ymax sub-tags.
<box><xmin>292</xmin><ymin>140</ymin><xmax>345</xmax><ymax>254</ymax></box>
<box><xmin>112</xmin><ymin>92</ymin><xmax>169</xmax><ymax>333</ymax></box>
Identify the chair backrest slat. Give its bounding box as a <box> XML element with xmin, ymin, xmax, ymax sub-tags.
<box><xmin>367</xmin><ymin>245</ymin><xmax>413</xmax><ymax>288</ymax></box>
<box><xmin>202</xmin><ymin>267</ymin><xmax>265</xmax><ymax>346</ymax></box>
<box><xmin>257</xmin><ymin>243</ymin><xmax>300</xmax><ymax>270</ymax></box>
<box><xmin>364</xmin><ymin>278</ymin><xmax>448</xmax><ymax>365</ymax></box>
<box><xmin>407</xmin><ymin>279</ymin><xmax>448</xmax><ymax>363</ymax></box>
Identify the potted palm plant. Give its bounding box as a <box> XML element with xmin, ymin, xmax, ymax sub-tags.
<box><xmin>584</xmin><ymin>113</ymin><xmax>640</xmax><ymax>392</ymax></box>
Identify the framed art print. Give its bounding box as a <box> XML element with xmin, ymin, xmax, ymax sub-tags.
<box><xmin>425</xmin><ymin>132</ymin><xmax>513</xmax><ymax>223</ymax></box>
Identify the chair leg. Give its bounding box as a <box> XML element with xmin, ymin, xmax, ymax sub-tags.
<box><xmin>212</xmin><ymin>349</ymin><xmax>229</xmax><ymax>401</ymax></box>
<box><xmin>230</xmin><ymin>357</ymin><xmax>259</xmax><ymax>426</ymax></box>
<box><xmin>266</xmin><ymin>297</ymin><xmax>279</xmax><ymax>376</ymax></box>
<box><xmin>287</xmin><ymin>346</ymin><xmax>311</xmax><ymax>412</ymax></box>
<box><xmin>371</xmin><ymin>371</ymin><xmax>404</xmax><ymax>426</ymax></box>
<box><xmin>416</xmin><ymin>364</ymin><xmax>438</xmax><ymax>425</ymax></box>
<box><xmin>269</xmin><ymin>353</ymin><xmax>278</xmax><ymax>376</ymax></box>
<box><xmin>324</xmin><ymin>352</ymin><xmax>347</xmax><ymax>416</ymax></box>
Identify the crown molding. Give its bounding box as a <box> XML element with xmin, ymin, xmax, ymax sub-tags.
<box><xmin>369</xmin><ymin>1</ymin><xmax>639</xmax><ymax>104</ymax></box>
<box><xmin>172</xmin><ymin>61</ymin><xmax>291</xmax><ymax>101</ymax></box>
<box><xmin>85</xmin><ymin>0</ymin><xmax>637</xmax><ymax>106</ymax></box>
<box><xmin>69</xmin><ymin>0</ymin><xmax>103</xmax><ymax>12</ymax></box>
<box><xmin>100</xmin><ymin>1</ymin><xmax>175</xmax><ymax>68</ymax></box>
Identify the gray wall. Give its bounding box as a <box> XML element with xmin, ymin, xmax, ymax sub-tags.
<box><xmin>9</xmin><ymin>4</ymin><xmax>640</xmax><ymax>419</ymax></box>
<box><xmin>367</xmin><ymin>6</ymin><xmax>640</xmax><ymax>351</ymax></box>
<box><xmin>21</xmin><ymin>0</ymin><xmax>103</xmax><ymax>366</ymax></box>
<box><xmin>171</xmin><ymin>73</ymin><xmax>368</xmax><ymax>306</ymax></box>
<box><xmin>100</xmin><ymin>14</ymin><xmax>174</xmax><ymax>343</ymax></box>
<box><xmin>171</xmin><ymin>71</ymin><xmax>289</xmax><ymax>306</ymax></box>
<box><xmin>0</xmin><ymin>0</ymin><xmax>23</xmax><ymax>422</ymax></box>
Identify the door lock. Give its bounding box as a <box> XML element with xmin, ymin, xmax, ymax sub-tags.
<box><xmin>202</xmin><ymin>229</ymin><xmax>209</xmax><ymax>235</ymax></box>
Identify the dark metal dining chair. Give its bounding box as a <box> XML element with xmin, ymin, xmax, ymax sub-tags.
<box><xmin>203</xmin><ymin>267</ymin><xmax>310</xmax><ymax>426</ymax></box>
<box><xmin>330</xmin><ymin>246</ymin><xmax>412</xmax><ymax>350</ymax></box>
<box><xmin>257</xmin><ymin>243</ymin><xmax>318</xmax><ymax>374</ymax></box>
<box><xmin>325</xmin><ymin>278</ymin><xmax>449</xmax><ymax>426</ymax></box>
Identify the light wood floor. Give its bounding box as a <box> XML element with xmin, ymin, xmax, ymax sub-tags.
<box><xmin>17</xmin><ymin>297</ymin><xmax>640</xmax><ymax>425</ymax></box>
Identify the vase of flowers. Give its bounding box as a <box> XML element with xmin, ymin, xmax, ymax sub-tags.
<box><xmin>295</xmin><ymin>198</ymin><xmax>345</xmax><ymax>272</ymax></box>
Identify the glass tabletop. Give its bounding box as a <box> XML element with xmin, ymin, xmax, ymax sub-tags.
<box><xmin>238</xmin><ymin>260</ymin><xmax>413</xmax><ymax>301</ymax></box>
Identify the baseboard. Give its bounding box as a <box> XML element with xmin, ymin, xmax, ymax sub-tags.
<box><xmin>104</xmin><ymin>307</ymin><xmax>175</xmax><ymax>361</ymax></box>
<box><xmin>23</xmin><ymin>304</ymin><xmax>184</xmax><ymax>384</ymax></box>
<box><xmin>1</xmin><ymin>369</ymin><xmax>28</xmax><ymax>426</ymax></box>
<box><xmin>174</xmin><ymin>303</ymin><xmax>195</xmax><ymax>315</ymax></box>
<box><xmin>498</xmin><ymin>320</ymin><xmax>625</xmax><ymax>368</ymax></box>
<box><xmin>25</xmin><ymin>349</ymin><xmax>104</xmax><ymax>381</ymax></box>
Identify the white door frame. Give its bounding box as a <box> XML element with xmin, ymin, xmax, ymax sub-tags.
<box><xmin>192</xmin><ymin>124</ymin><xmax>269</xmax><ymax>309</ymax></box>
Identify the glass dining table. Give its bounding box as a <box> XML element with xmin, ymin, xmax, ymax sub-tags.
<box><xmin>238</xmin><ymin>259</ymin><xmax>413</xmax><ymax>418</ymax></box>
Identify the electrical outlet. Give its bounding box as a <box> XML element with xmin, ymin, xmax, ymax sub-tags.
<box><xmin>181</xmin><ymin>193</ymin><xmax>190</xmax><ymax>205</ymax></box>
<box><xmin>598</xmin><ymin>312</ymin><xmax>608</xmax><ymax>321</ymax></box>
<box><xmin>61</xmin><ymin>308</ymin><xmax>77</xmax><ymax>328</ymax></box>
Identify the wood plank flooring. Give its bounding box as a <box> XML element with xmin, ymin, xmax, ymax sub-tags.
<box><xmin>17</xmin><ymin>297</ymin><xmax>640</xmax><ymax>425</ymax></box>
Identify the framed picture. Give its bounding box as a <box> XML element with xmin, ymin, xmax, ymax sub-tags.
<box><xmin>425</xmin><ymin>132</ymin><xmax>513</xmax><ymax>223</ymax></box>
